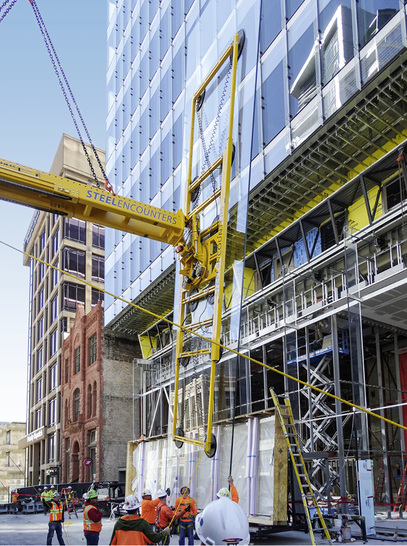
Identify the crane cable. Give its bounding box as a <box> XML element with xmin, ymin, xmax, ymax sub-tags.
<box><xmin>0</xmin><ymin>0</ymin><xmax>17</xmax><ymax>23</ymax></box>
<box><xmin>27</xmin><ymin>0</ymin><xmax>115</xmax><ymax>196</ymax></box>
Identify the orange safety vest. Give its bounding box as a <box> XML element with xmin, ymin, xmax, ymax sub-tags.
<box><xmin>49</xmin><ymin>502</ymin><xmax>63</xmax><ymax>522</ymax></box>
<box><xmin>175</xmin><ymin>496</ymin><xmax>197</xmax><ymax>522</ymax></box>
<box><xmin>83</xmin><ymin>505</ymin><xmax>102</xmax><ymax>533</ymax></box>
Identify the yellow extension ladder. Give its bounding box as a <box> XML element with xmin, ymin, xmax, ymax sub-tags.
<box><xmin>270</xmin><ymin>388</ymin><xmax>332</xmax><ymax>545</ymax></box>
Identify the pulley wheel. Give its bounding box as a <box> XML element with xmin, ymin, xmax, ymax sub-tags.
<box><xmin>204</xmin><ymin>433</ymin><xmax>217</xmax><ymax>458</ymax></box>
<box><xmin>196</xmin><ymin>89</ymin><xmax>205</xmax><ymax>111</ymax></box>
<box><xmin>174</xmin><ymin>427</ymin><xmax>184</xmax><ymax>449</ymax></box>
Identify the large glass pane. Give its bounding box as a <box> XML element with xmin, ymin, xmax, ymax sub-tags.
<box><xmin>261</xmin><ymin>39</ymin><xmax>286</xmax><ymax>146</ymax></box>
<box><xmin>319</xmin><ymin>0</ymin><xmax>353</xmax><ymax>84</ymax></box>
<box><xmin>288</xmin><ymin>4</ymin><xmax>318</xmax><ymax>116</ymax></box>
<box><xmin>357</xmin><ymin>0</ymin><xmax>399</xmax><ymax>49</ymax></box>
<box><xmin>260</xmin><ymin>0</ymin><xmax>283</xmax><ymax>54</ymax></box>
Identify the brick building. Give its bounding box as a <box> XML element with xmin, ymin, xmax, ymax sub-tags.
<box><xmin>61</xmin><ymin>302</ymin><xmax>137</xmax><ymax>483</ymax></box>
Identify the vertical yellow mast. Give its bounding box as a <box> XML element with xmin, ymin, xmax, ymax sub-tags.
<box><xmin>173</xmin><ymin>31</ymin><xmax>244</xmax><ymax>456</ymax></box>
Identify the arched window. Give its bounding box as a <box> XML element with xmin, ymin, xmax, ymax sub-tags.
<box><xmin>88</xmin><ymin>384</ymin><xmax>92</xmax><ymax>418</ymax></box>
<box><xmin>73</xmin><ymin>389</ymin><xmax>80</xmax><ymax>422</ymax></box>
<box><xmin>93</xmin><ymin>382</ymin><xmax>97</xmax><ymax>416</ymax></box>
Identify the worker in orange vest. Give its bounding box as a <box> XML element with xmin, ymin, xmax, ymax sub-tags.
<box><xmin>174</xmin><ymin>486</ymin><xmax>197</xmax><ymax>546</ymax></box>
<box><xmin>216</xmin><ymin>475</ymin><xmax>239</xmax><ymax>502</ymax></box>
<box><xmin>11</xmin><ymin>490</ymin><xmax>19</xmax><ymax>514</ymax></box>
<box><xmin>140</xmin><ymin>488</ymin><xmax>160</xmax><ymax>529</ymax></box>
<box><xmin>83</xmin><ymin>489</ymin><xmax>103</xmax><ymax>545</ymax></box>
<box><xmin>46</xmin><ymin>493</ymin><xmax>65</xmax><ymax>545</ymax></box>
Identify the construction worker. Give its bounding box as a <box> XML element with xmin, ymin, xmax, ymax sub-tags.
<box><xmin>46</xmin><ymin>493</ymin><xmax>65</xmax><ymax>545</ymax></box>
<box><xmin>217</xmin><ymin>475</ymin><xmax>239</xmax><ymax>502</ymax></box>
<box><xmin>41</xmin><ymin>486</ymin><xmax>51</xmax><ymax>514</ymax></box>
<box><xmin>155</xmin><ymin>489</ymin><xmax>187</xmax><ymax>545</ymax></box>
<box><xmin>140</xmin><ymin>488</ymin><xmax>160</xmax><ymax>529</ymax></box>
<box><xmin>11</xmin><ymin>490</ymin><xmax>19</xmax><ymax>514</ymax></box>
<box><xmin>83</xmin><ymin>489</ymin><xmax>103</xmax><ymax>545</ymax></box>
<box><xmin>110</xmin><ymin>494</ymin><xmax>170</xmax><ymax>545</ymax></box>
<box><xmin>175</xmin><ymin>486</ymin><xmax>197</xmax><ymax>546</ymax></box>
<box><xmin>195</xmin><ymin>496</ymin><xmax>250</xmax><ymax>545</ymax></box>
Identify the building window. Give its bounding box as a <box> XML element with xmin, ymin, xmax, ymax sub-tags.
<box><xmin>39</xmin><ymin>261</ymin><xmax>45</xmax><ymax>282</ymax></box>
<box><xmin>38</xmin><ymin>288</ymin><xmax>44</xmax><ymax>310</ymax></box>
<box><xmin>65</xmin><ymin>438</ymin><xmax>70</xmax><ymax>482</ymax></box>
<box><xmin>36</xmin><ymin>408</ymin><xmax>42</xmax><ymax>429</ymax></box>
<box><xmin>74</xmin><ymin>347</ymin><xmax>81</xmax><ymax>374</ymax></box>
<box><xmin>91</xmin><ymin>255</ymin><xmax>104</xmax><ymax>282</ymax></box>
<box><xmin>49</xmin><ymin>398</ymin><xmax>56</xmax><ymax>426</ymax></box>
<box><xmin>88</xmin><ymin>334</ymin><xmax>97</xmax><ymax>366</ymax></box>
<box><xmin>36</xmin><ymin>378</ymin><xmax>42</xmax><ymax>402</ymax></box>
<box><xmin>51</xmin><ymin>296</ymin><xmax>58</xmax><ymax>323</ymax></box>
<box><xmin>88</xmin><ymin>429</ymin><xmax>97</xmax><ymax>481</ymax></box>
<box><xmin>91</xmin><ymin>288</ymin><xmax>104</xmax><ymax>307</ymax></box>
<box><xmin>6</xmin><ymin>452</ymin><xmax>10</xmax><ymax>467</ymax></box>
<box><xmin>50</xmin><ymin>364</ymin><xmax>57</xmax><ymax>391</ymax></box>
<box><xmin>6</xmin><ymin>430</ymin><xmax>11</xmax><ymax>445</ymax></box>
<box><xmin>62</xmin><ymin>282</ymin><xmax>85</xmax><ymax>311</ymax></box>
<box><xmin>37</xmin><ymin>317</ymin><xmax>44</xmax><ymax>342</ymax></box>
<box><xmin>93</xmin><ymin>382</ymin><xmax>97</xmax><ymax>416</ymax></box>
<box><xmin>37</xmin><ymin>347</ymin><xmax>43</xmax><ymax>372</ymax></box>
<box><xmin>52</xmin><ymin>228</ymin><xmax>59</xmax><ymax>257</ymax></box>
<box><xmin>65</xmin><ymin>358</ymin><xmax>69</xmax><ymax>383</ymax></box>
<box><xmin>63</xmin><ymin>247</ymin><xmax>86</xmax><ymax>279</ymax></box>
<box><xmin>48</xmin><ymin>434</ymin><xmax>55</xmax><ymax>461</ymax></box>
<box><xmin>74</xmin><ymin>389</ymin><xmax>80</xmax><ymax>422</ymax></box>
<box><xmin>51</xmin><ymin>262</ymin><xmax>59</xmax><ymax>290</ymax></box>
<box><xmin>50</xmin><ymin>329</ymin><xmax>58</xmax><ymax>357</ymax></box>
<box><xmin>39</xmin><ymin>228</ymin><xmax>46</xmax><ymax>254</ymax></box>
<box><xmin>88</xmin><ymin>384</ymin><xmax>92</xmax><ymax>418</ymax></box>
<box><xmin>64</xmin><ymin>218</ymin><xmax>86</xmax><ymax>244</ymax></box>
<box><xmin>92</xmin><ymin>225</ymin><xmax>105</xmax><ymax>249</ymax></box>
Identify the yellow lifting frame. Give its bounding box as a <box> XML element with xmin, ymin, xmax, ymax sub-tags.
<box><xmin>172</xmin><ymin>31</ymin><xmax>242</xmax><ymax>455</ymax></box>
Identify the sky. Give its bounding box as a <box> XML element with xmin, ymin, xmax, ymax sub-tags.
<box><xmin>0</xmin><ymin>0</ymin><xmax>107</xmax><ymax>423</ymax></box>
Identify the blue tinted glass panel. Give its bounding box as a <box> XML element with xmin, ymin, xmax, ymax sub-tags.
<box><xmin>357</xmin><ymin>0</ymin><xmax>399</xmax><ymax>49</ymax></box>
<box><xmin>140</xmin><ymin>52</ymin><xmax>149</xmax><ymax>97</ymax></box>
<box><xmin>287</xmin><ymin>0</ymin><xmax>305</xmax><ymax>19</ymax></box>
<box><xmin>172</xmin><ymin>1</ymin><xmax>183</xmax><ymax>38</ymax></box>
<box><xmin>260</xmin><ymin>0</ymin><xmax>283</xmax><ymax>53</ymax></box>
<box><xmin>172</xmin><ymin>48</ymin><xmax>184</xmax><ymax>103</ymax></box>
<box><xmin>160</xmin><ymin>69</ymin><xmax>172</xmax><ymax>121</ymax></box>
<box><xmin>160</xmin><ymin>7</ymin><xmax>171</xmax><ymax>60</ymax></box>
<box><xmin>262</xmin><ymin>61</ymin><xmax>285</xmax><ymax>146</ymax></box>
<box><xmin>161</xmin><ymin>132</ymin><xmax>172</xmax><ymax>182</ymax></box>
<box><xmin>173</xmin><ymin>114</ymin><xmax>183</xmax><ymax>169</ymax></box>
<box><xmin>149</xmin><ymin>29</ymin><xmax>159</xmax><ymax>81</ymax></box>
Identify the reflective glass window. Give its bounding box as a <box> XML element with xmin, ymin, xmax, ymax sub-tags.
<box><xmin>173</xmin><ymin>114</ymin><xmax>183</xmax><ymax>170</ymax></box>
<box><xmin>357</xmin><ymin>0</ymin><xmax>399</xmax><ymax>49</ymax></box>
<box><xmin>319</xmin><ymin>0</ymin><xmax>353</xmax><ymax>84</ymax></box>
<box><xmin>64</xmin><ymin>218</ymin><xmax>86</xmax><ymax>244</ymax></box>
<box><xmin>172</xmin><ymin>1</ymin><xmax>183</xmax><ymax>38</ymax></box>
<box><xmin>149</xmin><ymin>28</ymin><xmax>160</xmax><ymax>81</ymax></box>
<box><xmin>149</xmin><ymin>0</ymin><xmax>159</xmax><ymax>24</ymax></box>
<box><xmin>131</xmin><ymin>70</ymin><xmax>140</xmax><ymax>115</ymax></box>
<box><xmin>288</xmin><ymin>7</ymin><xmax>318</xmax><ymax>117</ymax></box>
<box><xmin>262</xmin><ymin>60</ymin><xmax>285</xmax><ymax>146</ymax></box>
<box><xmin>161</xmin><ymin>131</ymin><xmax>172</xmax><ymax>183</ymax></box>
<box><xmin>140</xmin><ymin>51</ymin><xmax>149</xmax><ymax>98</ymax></box>
<box><xmin>150</xmin><ymin>88</ymin><xmax>160</xmax><ymax>137</ymax></box>
<box><xmin>150</xmin><ymin>149</ymin><xmax>160</xmax><ymax>196</ymax></box>
<box><xmin>140</xmin><ymin>107</ymin><xmax>150</xmax><ymax>154</ymax></box>
<box><xmin>260</xmin><ymin>0</ymin><xmax>283</xmax><ymax>54</ymax></box>
<box><xmin>160</xmin><ymin>6</ymin><xmax>171</xmax><ymax>60</ymax></box>
<box><xmin>172</xmin><ymin>47</ymin><xmax>184</xmax><ymax>103</ymax></box>
<box><xmin>287</xmin><ymin>0</ymin><xmax>305</xmax><ymax>20</ymax></box>
<box><xmin>160</xmin><ymin>68</ymin><xmax>172</xmax><ymax>122</ymax></box>
<box><xmin>139</xmin><ymin>1</ymin><xmax>148</xmax><ymax>43</ymax></box>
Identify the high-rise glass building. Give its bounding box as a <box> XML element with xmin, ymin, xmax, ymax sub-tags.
<box><xmin>106</xmin><ymin>0</ymin><xmax>407</xmax><ymax>526</ymax></box>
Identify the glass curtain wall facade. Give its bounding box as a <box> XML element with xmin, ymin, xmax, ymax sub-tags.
<box><xmin>106</xmin><ymin>0</ymin><xmax>407</xmax><ymax>523</ymax></box>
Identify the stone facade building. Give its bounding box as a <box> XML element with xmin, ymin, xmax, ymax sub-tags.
<box><xmin>0</xmin><ymin>422</ymin><xmax>25</xmax><ymax>502</ymax></box>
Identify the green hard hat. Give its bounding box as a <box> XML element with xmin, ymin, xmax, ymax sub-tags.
<box><xmin>87</xmin><ymin>489</ymin><xmax>98</xmax><ymax>499</ymax></box>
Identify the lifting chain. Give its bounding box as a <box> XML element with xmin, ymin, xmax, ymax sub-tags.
<box><xmin>28</xmin><ymin>1</ymin><xmax>113</xmax><ymax>193</ymax></box>
<box><xmin>0</xmin><ymin>0</ymin><xmax>17</xmax><ymax>23</ymax></box>
<box><xmin>195</xmin><ymin>60</ymin><xmax>232</xmax><ymax>203</ymax></box>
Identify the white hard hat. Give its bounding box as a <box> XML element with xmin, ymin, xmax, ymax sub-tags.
<box><xmin>141</xmin><ymin>488</ymin><xmax>152</xmax><ymax>496</ymax></box>
<box><xmin>195</xmin><ymin>497</ymin><xmax>250</xmax><ymax>545</ymax></box>
<box><xmin>44</xmin><ymin>487</ymin><xmax>48</xmax><ymax>490</ymax></box>
<box><xmin>217</xmin><ymin>487</ymin><xmax>230</xmax><ymax>498</ymax></box>
<box><xmin>157</xmin><ymin>488</ymin><xmax>167</xmax><ymax>498</ymax></box>
<box><xmin>124</xmin><ymin>494</ymin><xmax>141</xmax><ymax>511</ymax></box>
